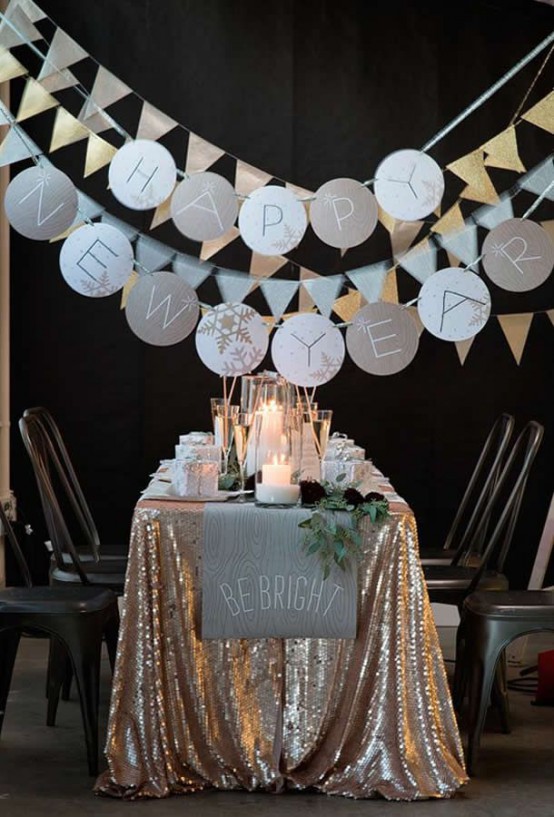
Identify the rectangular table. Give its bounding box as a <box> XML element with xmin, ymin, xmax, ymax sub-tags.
<box><xmin>95</xmin><ymin>477</ymin><xmax>467</xmax><ymax>800</ymax></box>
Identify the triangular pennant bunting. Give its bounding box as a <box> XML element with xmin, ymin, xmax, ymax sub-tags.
<box><xmin>497</xmin><ymin>313</ymin><xmax>533</xmax><ymax>364</ymax></box>
<box><xmin>431</xmin><ymin>203</ymin><xmax>465</xmax><ymax>236</ymax></box>
<box><xmin>249</xmin><ymin>253</ymin><xmax>287</xmax><ymax>280</ymax></box>
<box><xmin>407</xmin><ymin>306</ymin><xmax>425</xmax><ymax>337</ymax></box>
<box><xmin>454</xmin><ymin>336</ymin><xmax>476</xmax><ymax>365</ymax></box>
<box><xmin>540</xmin><ymin>220</ymin><xmax>554</xmax><ymax>245</ymax></box>
<box><xmin>185</xmin><ymin>132</ymin><xmax>225</xmax><ymax>174</ymax></box>
<box><xmin>302</xmin><ymin>275</ymin><xmax>344</xmax><ymax>317</ymax></box>
<box><xmin>397</xmin><ymin>239</ymin><xmax>437</xmax><ymax>283</ymax></box>
<box><xmin>136</xmin><ymin>101</ymin><xmax>177</xmax><ymax>141</ymax></box>
<box><xmin>381</xmin><ymin>269</ymin><xmax>399</xmax><ymax>304</ymax></box>
<box><xmin>547</xmin><ymin>309</ymin><xmax>554</xmax><ymax>329</ymax></box>
<box><xmin>333</xmin><ymin>289</ymin><xmax>364</xmax><ymax>322</ymax></box>
<box><xmin>81</xmin><ymin>66</ymin><xmax>132</xmax><ymax>117</ymax></box>
<box><xmin>472</xmin><ymin>195</ymin><xmax>514</xmax><ymax>230</ymax></box>
<box><xmin>149</xmin><ymin>192</ymin><xmax>176</xmax><ymax>230</ymax></box>
<box><xmin>522</xmin><ymin>91</ymin><xmax>554</xmax><ymax>135</ymax></box>
<box><xmin>235</xmin><ymin>159</ymin><xmax>272</xmax><ymax>196</ymax></box>
<box><xmin>0</xmin><ymin>45</ymin><xmax>27</xmax><ymax>82</ymax></box>
<box><xmin>40</xmin><ymin>68</ymin><xmax>80</xmax><ymax>93</ymax></box>
<box><xmin>0</xmin><ymin>125</ymin><xmax>41</xmax><ymax>166</ymax></box>
<box><xmin>0</xmin><ymin>5</ymin><xmax>43</xmax><ymax>49</ymax></box>
<box><xmin>482</xmin><ymin>125</ymin><xmax>526</xmax><ymax>173</ymax></box>
<box><xmin>286</xmin><ymin>181</ymin><xmax>313</xmax><ymax>200</ymax></box>
<box><xmin>259</xmin><ymin>278</ymin><xmax>299</xmax><ymax>321</ymax></box>
<box><xmin>216</xmin><ymin>269</ymin><xmax>253</xmax><ymax>304</ymax></box>
<box><xmin>519</xmin><ymin>158</ymin><xmax>554</xmax><ymax>201</ymax></box>
<box><xmin>299</xmin><ymin>268</ymin><xmax>319</xmax><ymax>311</ymax></box>
<box><xmin>84</xmin><ymin>132</ymin><xmax>117</xmax><ymax>177</ymax></box>
<box><xmin>5</xmin><ymin>0</ymin><xmax>45</xmax><ymax>22</ymax></box>
<box><xmin>16</xmin><ymin>77</ymin><xmax>59</xmax><ymax>122</ymax></box>
<box><xmin>200</xmin><ymin>226</ymin><xmax>241</xmax><ymax>261</ymax></box>
<box><xmin>38</xmin><ymin>27</ymin><xmax>88</xmax><ymax>81</ymax></box>
<box><xmin>101</xmin><ymin>213</ymin><xmax>138</xmax><ymax>241</ymax></box>
<box><xmin>173</xmin><ymin>256</ymin><xmax>212</xmax><ymax>290</ymax></box>
<box><xmin>447</xmin><ymin>150</ymin><xmax>499</xmax><ymax>205</ymax></box>
<box><xmin>49</xmin><ymin>107</ymin><xmax>90</xmax><ymax>152</ymax></box>
<box><xmin>377</xmin><ymin>206</ymin><xmax>396</xmax><ymax>235</ymax></box>
<box><xmin>346</xmin><ymin>261</ymin><xmax>389</xmax><ymax>304</ymax></box>
<box><xmin>391</xmin><ymin>220</ymin><xmax>424</xmax><ymax>259</ymax></box>
<box><xmin>50</xmin><ymin>191</ymin><xmax>106</xmax><ymax>241</ymax></box>
<box><xmin>438</xmin><ymin>224</ymin><xmax>479</xmax><ymax>268</ymax></box>
<box><xmin>120</xmin><ymin>270</ymin><xmax>139</xmax><ymax>310</ymax></box>
<box><xmin>135</xmin><ymin>235</ymin><xmax>175</xmax><ymax>272</ymax></box>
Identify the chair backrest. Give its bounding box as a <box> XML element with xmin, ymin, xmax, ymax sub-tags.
<box><xmin>447</xmin><ymin>413</ymin><xmax>515</xmax><ymax>561</ymax></box>
<box><xmin>461</xmin><ymin>420</ymin><xmax>544</xmax><ymax>594</ymax></box>
<box><xmin>19</xmin><ymin>412</ymin><xmax>94</xmax><ymax>584</ymax></box>
<box><xmin>0</xmin><ymin>502</ymin><xmax>33</xmax><ymax>588</ymax></box>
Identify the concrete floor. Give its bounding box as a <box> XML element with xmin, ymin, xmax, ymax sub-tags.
<box><xmin>0</xmin><ymin>632</ymin><xmax>553</xmax><ymax>817</ymax></box>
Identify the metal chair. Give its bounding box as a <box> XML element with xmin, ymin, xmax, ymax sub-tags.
<box><xmin>0</xmin><ymin>502</ymin><xmax>119</xmax><ymax>776</ymax></box>
<box><xmin>424</xmin><ymin>421</ymin><xmax>544</xmax><ymax>611</ymax></box>
<box><xmin>19</xmin><ymin>411</ymin><xmax>127</xmax><ymax>593</ymax></box>
<box><xmin>420</xmin><ymin>413</ymin><xmax>514</xmax><ymax>565</ymax></box>
<box><xmin>460</xmin><ymin>589</ymin><xmax>554</xmax><ymax>774</ymax></box>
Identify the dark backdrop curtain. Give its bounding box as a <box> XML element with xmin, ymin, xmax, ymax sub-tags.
<box><xmin>9</xmin><ymin>0</ymin><xmax>554</xmax><ymax>585</ymax></box>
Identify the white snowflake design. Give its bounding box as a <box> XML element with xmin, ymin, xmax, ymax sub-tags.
<box><xmin>323</xmin><ymin>192</ymin><xmax>338</xmax><ymax>208</ymax></box>
<box><xmin>311</xmin><ymin>352</ymin><xmax>342</xmax><ymax>382</ymax></box>
<box><xmin>420</xmin><ymin>178</ymin><xmax>443</xmax><ymax>209</ymax></box>
<box><xmin>272</xmin><ymin>223</ymin><xmax>304</xmax><ymax>253</ymax></box>
<box><xmin>202</xmin><ymin>179</ymin><xmax>216</xmax><ymax>194</ymax></box>
<box><xmin>220</xmin><ymin>345</ymin><xmax>264</xmax><ymax>376</ymax></box>
<box><xmin>78</xmin><ymin>270</ymin><xmax>117</xmax><ymax>298</ymax></box>
<box><xmin>198</xmin><ymin>304</ymin><xmax>258</xmax><ymax>353</ymax></box>
<box><xmin>468</xmin><ymin>297</ymin><xmax>491</xmax><ymax>328</ymax></box>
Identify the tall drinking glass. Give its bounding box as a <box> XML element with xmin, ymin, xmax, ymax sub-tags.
<box><xmin>215</xmin><ymin>403</ymin><xmax>239</xmax><ymax>475</ymax></box>
<box><xmin>233</xmin><ymin>412</ymin><xmax>252</xmax><ymax>501</ymax></box>
<box><xmin>210</xmin><ymin>398</ymin><xmax>226</xmax><ymax>445</ymax></box>
<box><xmin>310</xmin><ymin>409</ymin><xmax>333</xmax><ymax>464</ymax></box>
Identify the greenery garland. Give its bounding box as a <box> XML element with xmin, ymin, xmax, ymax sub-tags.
<box><xmin>298</xmin><ymin>476</ymin><xmax>390</xmax><ymax>579</ymax></box>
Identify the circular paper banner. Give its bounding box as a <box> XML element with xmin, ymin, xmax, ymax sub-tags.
<box><xmin>59</xmin><ymin>223</ymin><xmax>134</xmax><ymax>298</ymax></box>
<box><xmin>417</xmin><ymin>267</ymin><xmax>491</xmax><ymax>341</ymax></box>
<box><xmin>238</xmin><ymin>185</ymin><xmax>307</xmax><ymax>255</ymax></box>
<box><xmin>4</xmin><ymin>166</ymin><xmax>78</xmax><ymax>240</ymax></box>
<box><xmin>482</xmin><ymin>218</ymin><xmax>554</xmax><ymax>292</ymax></box>
<box><xmin>125</xmin><ymin>271</ymin><xmax>199</xmax><ymax>346</ymax></box>
<box><xmin>271</xmin><ymin>313</ymin><xmax>345</xmax><ymax>387</ymax></box>
<box><xmin>171</xmin><ymin>171</ymin><xmax>238</xmax><ymax>241</ymax></box>
<box><xmin>195</xmin><ymin>303</ymin><xmax>269</xmax><ymax>375</ymax></box>
<box><xmin>374</xmin><ymin>149</ymin><xmax>444</xmax><ymax>221</ymax></box>
<box><xmin>346</xmin><ymin>303</ymin><xmax>419</xmax><ymax>375</ymax></box>
<box><xmin>309</xmin><ymin>178</ymin><xmax>378</xmax><ymax>249</ymax></box>
<box><xmin>108</xmin><ymin>139</ymin><xmax>177</xmax><ymax>210</ymax></box>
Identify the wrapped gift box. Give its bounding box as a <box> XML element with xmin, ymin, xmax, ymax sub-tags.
<box><xmin>322</xmin><ymin>459</ymin><xmax>374</xmax><ymax>494</ymax></box>
<box><xmin>175</xmin><ymin>443</ymin><xmax>220</xmax><ymax>462</ymax></box>
<box><xmin>179</xmin><ymin>432</ymin><xmax>215</xmax><ymax>445</ymax></box>
<box><xmin>172</xmin><ymin>459</ymin><xmax>219</xmax><ymax>497</ymax></box>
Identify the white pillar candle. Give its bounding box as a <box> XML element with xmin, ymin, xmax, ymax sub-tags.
<box><xmin>262</xmin><ymin>461</ymin><xmax>291</xmax><ymax>486</ymax></box>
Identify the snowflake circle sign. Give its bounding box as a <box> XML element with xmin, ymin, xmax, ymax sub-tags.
<box><xmin>171</xmin><ymin>172</ymin><xmax>238</xmax><ymax>241</ymax></box>
<box><xmin>195</xmin><ymin>303</ymin><xmax>269</xmax><ymax>375</ymax></box>
<box><xmin>238</xmin><ymin>186</ymin><xmax>307</xmax><ymax>256</ymax></box>
<box><xmin>346</xmin><ymin>303</ymin><xmax>419</xmax><ymax>375</ymax></box>
<box><xmin>125</xmin><ymin>271</ymin><xmax>199</xmax><ymax>346</ymax></box>
<box><xmin>417</xmin><ymin>268</ymin><xmax>491</xmax><ymax>341</ymax></box>
<box><xmin>482</xmin><ymin>218</ymin><xmax>554</xmax><ymax>292</ymax></box>
<box><xmin>4</xmin><ymin>166</ymin><xmax>78</xmax><ymax>240</ymax></box>
<box><xmin>59</xmin><ymin>223</ymin><xmax>134</xmax><ymax>298</ymax></box>
<box><xmin>374</xmin><ymin>149</ymin><xmax>444</xmax><ymax>221</ymax></box>
<box><xmin>108</xmin><ymin>139</ymin><xmax>177</xmax><ymax>210</ymax></box>
<box><xmin>271</xmin><ymin>314</ymin><xmax>345</xmax><ymax>387</ymax></box>
<box><xmin>310</xmin><ymin>178</ymin><xmax>378</xmax><ymax>249</ymax></box>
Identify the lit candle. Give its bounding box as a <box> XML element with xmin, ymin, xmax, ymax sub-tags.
<box><xmin>262</xmin><ymin>460</ymin><xmax>291</xmax><ymax>486</ymax></box>
<box><xmin>256</xmin><ymin>453</ymin><xmax>300</xmax><ymax>505</ymax></box>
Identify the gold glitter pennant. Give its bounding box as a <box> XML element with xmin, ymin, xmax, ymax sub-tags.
<box><xmin>149</xmin><ymin>189</ymin><xmax>176</xmax><ymax>230</ymax></box>
<box><xmin>16</xmin><ymin>77</ymin><xmax>58</xmax><ymax>122</ymax></box>
<box><xmin>0</xmin><ymin>46</ymin><xmax>26</xmax><ymax>82</ymax></box>
<box><xmin>249</xmin><ymin>254</ymin><xmax>287</xmax><ymax>280</ymax></box>
<box><xmin>120</xmin><ymin>270</ymin><xmax>139</xmax><ymax>310</ymax></box>
<box><xmin>381</xmin><ymin>269</ymin><xmax>399</xmax><ymax>304</ymax></box>
<box><xmin>84</xmin><ymin>132</ymin><xmax>117</xmax><ymax>177</ymax></box>
<box><xmin>407</xmin><ymin>305</ymin><xmax>425</xmax><ymax>338</ymax></box>
<box><xmin>199</xmin><ymin>226</ymin><xmax>240</xmax><ymax>261</ymax></box>
<box><xmin>185</xmin><ymin>132</ymin><xmax>225</xmax><ymax>174</ymax></box>
<box><xmin>454</xmin><ymin>336</ymin><xmax>475</xmax><ymax>365</ymax></box>
<box><xmin>377</xmin><ymin>205</ymin><xmax>396</xmax><ymax>234</ymax></box>
<box><xmin>447</xmin><ymin>150</ymin><xmax>499</xmax><ymax>205</ymax></box>
<box><xmin>49</xmin><ymin>107</ymin><xmax>89</xmax><ymax>152</ymax></box>
<box><xmin>332</xmin><ymin>289</ymin><xmax>363</xmax><ymax>322</ymax></box>
<box><xmin>522</xmin><ymin>91</ymin><xmax>554</xmax><ymax>135</ymax></box>
<box><xmin>391</xmin><ymin>220</ymin><xmax>424</xmax><ymax>259</ymax></box>
<box><xmin>482</xmin><ymin>125</ymin><xmax>526</xmax><ymax>173</ymax></box>
<box><xmin>235</xmin><ymin>159</ymin><xmax>272</xmax><ymax>196</ymax></box>
<box><xmin>497</xmin><ymin>313</ymin><xmax>533</xmax><ymax>365</ymax></box>
<box><xmin>431</xmin><ymin>203</ymin><xmax>466</xmax><ymax>236</ymax></box>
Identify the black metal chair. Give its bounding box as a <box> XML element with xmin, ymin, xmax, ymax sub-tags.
<box><xmin>0</xmin><ymin>502</ymin><xmax>119</xmax><ymax>775</ymax></box>
<box><xmin>424</xmin><ymin>421</ymin><xmax>544</xmax><ymax>611</ymax></box>
<box><xmin>19</xmin><ymin>411</ymin><xmax>127</xmax><ymax>593</ymax></box>
<box><xmin>460</xmin><ymin>589</ymin><xmax>554</xmax><ymax>774</ymax></box>
<box><xmin>420</xmin><ymin>413</ymin><xmax>514</xmax><ymax>565</ymax></box>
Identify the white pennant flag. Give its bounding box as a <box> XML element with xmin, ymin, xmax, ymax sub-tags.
<box><xmin>519</xmin><ymin>158</ymin><xmax>554</xmax><ymax>202</ymax></box>
<box><xmin>302</xmin><ymin>275</ymin><xmax>344</xmax><ymax>317</ymax></box>
<box><xmin>259</xmin><ymin>278</ymin><xmax>299</xmax><ymax>320</ymax></box>
<box><xmin>346</xmin><ymin>261</ymin><xmax>389</xmax><ymax>304</ymax></box>
<box><xmin>79</xmin><ymin>66</ymin><xmax>132</xmax><ymax>133</ymax></box>
<box><xmin>0</xmin><ymin>5</ymin><xmax>43</xmax><ymax>49</ymax></box>
<box><xmin>38</xmin><ymin>27</ymin><xmax>88</xmax><ymax>83</ymax></box>
<box><xmin>173</xmin><ymin>256</ymin><xmax>211</xmax><ymax>290</ymax></box>
<box><xmin>0</xmin><ymin>125</ymin><xmax>41</xmax><ymax>166</ymax></box>
<box><xmin>438</xmin><ymin>224</ymin><xmax>479</xmax><ymax>268</ymax></box>
<box><xmin>4</xmin><ymin>0</ymin><xmax>45</xmax><ymax>22</ymax></box>
<box><xmin>472</xmin><ymin>195</ymin><xmax>514</xmax><ymax>230</ymax></box>
<box><xmin>135</xmin><ymin>235</ymin><xmax>175</xmax><ymax>272</ymax></box>
<box><xmin>136</xmin><ymin>101</ymin><xmax>177</xmax><ymax>141</ymax></box>
<box><xmin>398</xmin><ymin>239</ymin><xmax>437</xmax><ymax>283</ymax></box>
<box><xmin>216</xmin><ymin>269</ymin><xmax>253</xmax><ymax>304</ymax></box>
<box><xmin>100</xmin><ymin>213</ymin><xmax>139</xmax><ymax>242</ymax></box>
<box><xmin>72</xmin><ymin>192</ymin><xmax>105</xmax><ymax>225</ymax></box>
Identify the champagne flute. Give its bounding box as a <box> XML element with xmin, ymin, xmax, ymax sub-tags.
<box><xmin>215</xmin><ymin>403</ymin><xmax>239</xmax><ymax>475</ymax></box>
<box><xmin>310</xmin><ymin>409</ymin><xmax>333</xmax><ymax>465</ymax></box>
<box><xmin>233</xmin><ymin>412</ymin><xmax>251</xmax><ymax>501</ymax></box>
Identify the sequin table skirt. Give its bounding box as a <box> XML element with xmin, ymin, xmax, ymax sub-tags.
<box><xmin>95</xmin><ymin>491</ymin><xmax>467</xmax><ymax>800</ymax></box>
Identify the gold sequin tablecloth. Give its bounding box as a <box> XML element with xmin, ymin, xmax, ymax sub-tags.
<box><xmin>95</xmin><ymin>490</ymin><xmax>467</xmax><ymax>800</ymax></box>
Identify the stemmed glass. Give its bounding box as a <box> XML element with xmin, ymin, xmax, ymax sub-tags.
<box><xmin>306</xmin><ymin>409</ymin><xmax>332</xmax><ymax>478</ymax></box>
<box><xmin>215</xmin><ymin>403</ymin><xmax>239</xmax><ymax>476</ymax></box>
<box><xmin>233</xmin><ymin>412</ymin><xmax>252</xmax><ymax>501</ymax></box>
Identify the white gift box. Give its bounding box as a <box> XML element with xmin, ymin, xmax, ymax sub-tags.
<box><xmin>179</xmin><ymin>432</ymin><xmax>215</xmax><ymax>445</ymax></box>
<box><xmin>172</xmin><ymin>459</ymin><xmax>219</xmax><ymax>497</ymax></box>
<box><xmin>322</xmin><ymin>459</ymin><xmax>374</xmax><ymax>494</ymax></box>
<box><xmin>175</xmin><ymin>443</ymin><xmax>220</xmax><ymax>462</ymax></box>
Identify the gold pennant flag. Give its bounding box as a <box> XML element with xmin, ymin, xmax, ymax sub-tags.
<box><xmin>381</xmin><ymin>269</ymin><xmax>399</xmax><ymax>304</ymax></box>
<box><xmin>199</xmin><ymin>226</ymin><xmax>240</xmax><ymax>261</ymax></box>
<box><xmin>299</xmin><ymin>267</ymin><xmax>320</xmax><ymax>311</ymax></box>
<box><xmin>48</xmin><ymin>222</ymin><xmax>83</xmax><ymax>243</ymax></box>
<box><xmin>497</xmin><ymin>313</ymin><xmax>533</xmax><ymax>364</ymax></box>
<box><xmin>333</xmin><ymin>289</ymin><xmax>363</xmax><ymax>322</ymax></box>
<box><xmin>16</xmin><ymin>77</ymin><xmax>58</xmax><ymax>122</ymax></box>
<box><xmin>249</xmin><ymin>254</ymin><xmax>287</xmax><ymax>279</ymax></box>
<box><xmin>377</xmin><ymin>205</ymin><xmax>396</xmax><ymax>235</ymax></box>
<box><xmin>447</xmin><ymin>150</ymin><xmax>499</xmax><ymax>205</ymax></box>
<box><xmin>431</xmin><ymin>203</ymin><xmax>466</xmax><ymax>235</ymax></box>
<box><xmin>0</xmin><ymin>46</ymin><xmax>26</xmax><ymax>82</ymax></box>
<box><xmin>120</xmin><ymin>271</ymin><xmax>139</xmax><ymax>310</ymax></box>
<box><xmin>149</xmin><ymin>188</ymin><xmax>177</xmax><ymax>230</ymax></box>
<box><xmin>50</xmin><ymin>107</ymin><xmax>90</xmax><ymax>152</ymax></box>
<box><xmin>235</xmin><ymin>159</ymin><xmax>272</xmax><ymax>196</ymax></box>
<box><xmin>391</xmin><ymin>220</ymin><xmax>424</xmax><ymax>259</ymax></box>
<box><xmin>547</xmin><ymin>309</ymin><xmax>554</xmax><ymax>329</ymax></box>
<box><xmin>454</xmin><ymin>336</ymin><xmax>475</xmax><ymax>365</ymax></box>
<box><xmin>540</xmin><ymin>220</ymin><xmax>554</xmax><ymax>245</ymax></box>
<box><xmin>185</xmin><ymin>132</ymin><xmax>225</xmax><ymax>174</ymax></box>
<box><xmin>522</xmin><ymin>91</ymin><xmax>554</xmax><ymax>135</ymax></box>
<box><xmin>446</xmin><ymin>251</ymin><xmax>462</xmax><ymax>268</ymax></box>
<box><xmin>286</xmin><ymin>181</ymin><xmax>313</xmax><ymax>199</ymax></box>
<box><xmin>84</xmin><ymin>132</ymin><xmax>117</xmax><ymax>177</ymax></box>
<box><xmin>407</xmin><ymin>305</ymin><xmax>425</xmax><ymax>337</ymax></box>
<box><xmin>482</xmin><ymin>125</ymin><xmax>526</xmax><ymax>173</ymax></box>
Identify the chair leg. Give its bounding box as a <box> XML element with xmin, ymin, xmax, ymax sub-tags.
<box><xmin>46</xmin><ymin>636</ymin><xmax>69</xmax><ymax>727</ymax></box>
<box><xmin>466</xmin><ymin>624</ymin><xmax>504</xmax><ymax>776</ymax></box>
<box><xmin>61</xmin><ymin>656</ymin><xmax>73</xmax><ymax>701</ymax></box>
<box><xmin>0</xmin><ymin>630</ymin><xmax>21</xmax><ymax>735</ymax></box>
<box><xmin>63</xmin><ymin>626</ymin><xmax>103</xmax><ymax>777</ymax></box>
<box><xmin>453</xmin><ymin>620</ymin><xmax>467</xmax><ymax>712</ymax></box>
<box><xmin>492</xmin><ymin>652</ymin><xmax>511</xmax><ymax>734</ymax></box>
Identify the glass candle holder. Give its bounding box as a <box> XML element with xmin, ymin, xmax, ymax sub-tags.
<box><xmin>254</xmin><ymin>427</ymin><xmax>300</xmax><ymax>506</ymax></box>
